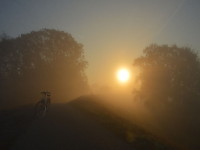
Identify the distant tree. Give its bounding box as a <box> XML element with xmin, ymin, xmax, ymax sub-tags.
<box><xmin>0</xmin><ymin>29</ymin><xmax>88</xmax><ymax>107</ymax></box>
<box><xmin>133</xmin><ymin>44</ymin><xmax>200</xmax><ymax>150</ymax></box>
<box><xmin>133</xmin><ymin>44</ymin><xmax>200</xmax><ymax>112</ymax></box>
<box><xmin>0</xmin><ymin>32</ymin><xmax>11</xmax><ymax>41</ymax></box>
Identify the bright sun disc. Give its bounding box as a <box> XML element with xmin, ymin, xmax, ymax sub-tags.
<box><xmin>117</xmin><ymin>68</ymin><xmax>130</xmax><ymax>83</ymax></box>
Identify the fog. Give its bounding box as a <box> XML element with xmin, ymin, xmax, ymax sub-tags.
<box><xmin>89</xmin><ymin>44</ymin><xmax>200</xmax><ymax>149</ymax></box>
<box><xmin>0</xmin><ymin>29</ymin><xmax>89</xmax><ymax>109</ymax></box>
<box><xmin>90</xmin><ymin>83</ymin><xmax>200</xmax><ymax>149</ymax></box>
<box><xmin>1</xmin><ymin>30</ymin><xmax>200</xmax><ymax>149</ymax></box>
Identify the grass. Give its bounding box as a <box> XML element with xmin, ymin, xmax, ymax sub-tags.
<box><xmin>70</xmin><ymin>95</ymin><xmax>178</xmax><ymax>150</ymax></box>
<box><xmin>0</xmin><ymin>105</ymin><xmax>34</xmax><ymax>149</ymax></box>
<box><xmin>0</xmin><ymin>95</ymin><xmax>180</xmax><ymax>150</ymax></box>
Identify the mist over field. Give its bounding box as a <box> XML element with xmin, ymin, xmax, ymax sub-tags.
<box><xmin>90</xmin><ymin>45</ymin><xmax>200</xmax><ymax>150</ymax></box>
<box><xmin>1</xmin><ymin>1</ymin><xmax>200</xmax><ymax>149</ymax></box>
<box><xmin>91</xmin><ymin>85</ymin><xmax>200</xmax><ymax>150</ymax></box>
<box><xmin>1</xmin><ymin>28</ymin><xmax>200</xmax><ymax>150</ymax></box>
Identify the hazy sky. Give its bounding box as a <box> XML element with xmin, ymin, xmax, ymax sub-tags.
<box><xmin>1</xmin><ymin>0</ymin><xmax>200</xmax><ymax>85</ymax></box>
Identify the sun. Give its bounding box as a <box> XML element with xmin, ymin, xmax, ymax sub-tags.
<box><xmin>116</xmin><ymin>68</ymin><xmax>130</xmax><ymax>83</ymax></box>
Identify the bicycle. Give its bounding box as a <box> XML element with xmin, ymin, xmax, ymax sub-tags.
<box><xmin>35</xmin><ymin>91</ymin><xmax>51</xmax><ymax>119</ymax></box>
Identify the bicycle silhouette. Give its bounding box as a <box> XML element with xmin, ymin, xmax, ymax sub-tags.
<box><xmin>35</xmin><ymin>91</ymin><xmax>51</xmax><ymax>119</ymax></box>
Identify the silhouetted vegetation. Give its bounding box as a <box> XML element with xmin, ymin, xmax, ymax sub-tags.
<box><xmin>0</xmin><ymin>29</ymin><xmax>88</xmax><ymax>109</ymax></box>
<box><xmin>71</xmin><ymin>96</ymin><xmax>176</xmax><ymax>150</ymax></box>
<box><xmin>133</xmin><ymin>44</ymin><xmax>200</xmax><ymax>149</ymax></box>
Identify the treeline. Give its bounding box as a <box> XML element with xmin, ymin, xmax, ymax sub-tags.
<box><xmin>133</xmin><ymin>44</ymin><xmax>200</xmax><ymax>149</ymax></box>
<box><xmin>0</xmin><ymin>29</ymin><xmax>88</xmax><ymax>109</ymax></box>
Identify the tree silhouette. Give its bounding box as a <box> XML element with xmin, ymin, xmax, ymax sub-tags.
<box><xmin>0</xmin><ymin>29</ymin><xmax>88</xmax><ymax>107</ymax></box>
<box><xmin>133</xmin><ymin>44</ymin><xmax>200</xmax><ymax>112</ymax></box>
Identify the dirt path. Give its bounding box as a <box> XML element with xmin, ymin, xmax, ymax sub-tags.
<box><xmin>11</xmin><ymin>104</ymin><xmax>134</xmax><ymax>150</ymax></box>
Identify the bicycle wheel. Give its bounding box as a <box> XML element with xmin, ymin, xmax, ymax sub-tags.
<box><xmin>35</xmin><ymin>102</ymin><xmax>47</xmax><ymax>118</ymax></box>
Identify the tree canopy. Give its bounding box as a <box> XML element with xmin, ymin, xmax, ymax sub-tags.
<box><xmin>133</xmin><ymin>44</ymin><xmax>200</xmax><ymax>111</ymax></box>
<box><xmin>0</xmin><ymin>29</ymin><xmax>88</xmax><ymax>107</ymax></box>
<box><xmin>133</xmin><ymin>44</ymin><xmax>200</xmax><ymax>150</ymax></box>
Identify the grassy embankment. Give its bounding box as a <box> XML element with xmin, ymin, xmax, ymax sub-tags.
<box><xmin>71</xmin><ymin>95</ymin><xmax>179</xmax><ymax>150</ymax></box>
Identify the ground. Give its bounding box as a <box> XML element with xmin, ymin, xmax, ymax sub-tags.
<box><xmin>0</xmin><ymin>96</ymin><xmax>176</xmax><ymax>150</ymax></box>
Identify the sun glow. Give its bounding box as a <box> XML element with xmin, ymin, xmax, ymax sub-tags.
<box><xmin>116</xmin><ymin>68</ymin><xmax>130</xmax><ymax>83</ymax></box>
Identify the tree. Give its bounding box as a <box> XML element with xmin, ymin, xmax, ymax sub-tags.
<box><xmin>0</xmin><ymin>29</ymin><xmax>88</xmax><ymax>107</ymax></box>
<box><xmin>133</xmin><ymin>44</ymin><xmax>200</xmax><ymax>112</ymax></box>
